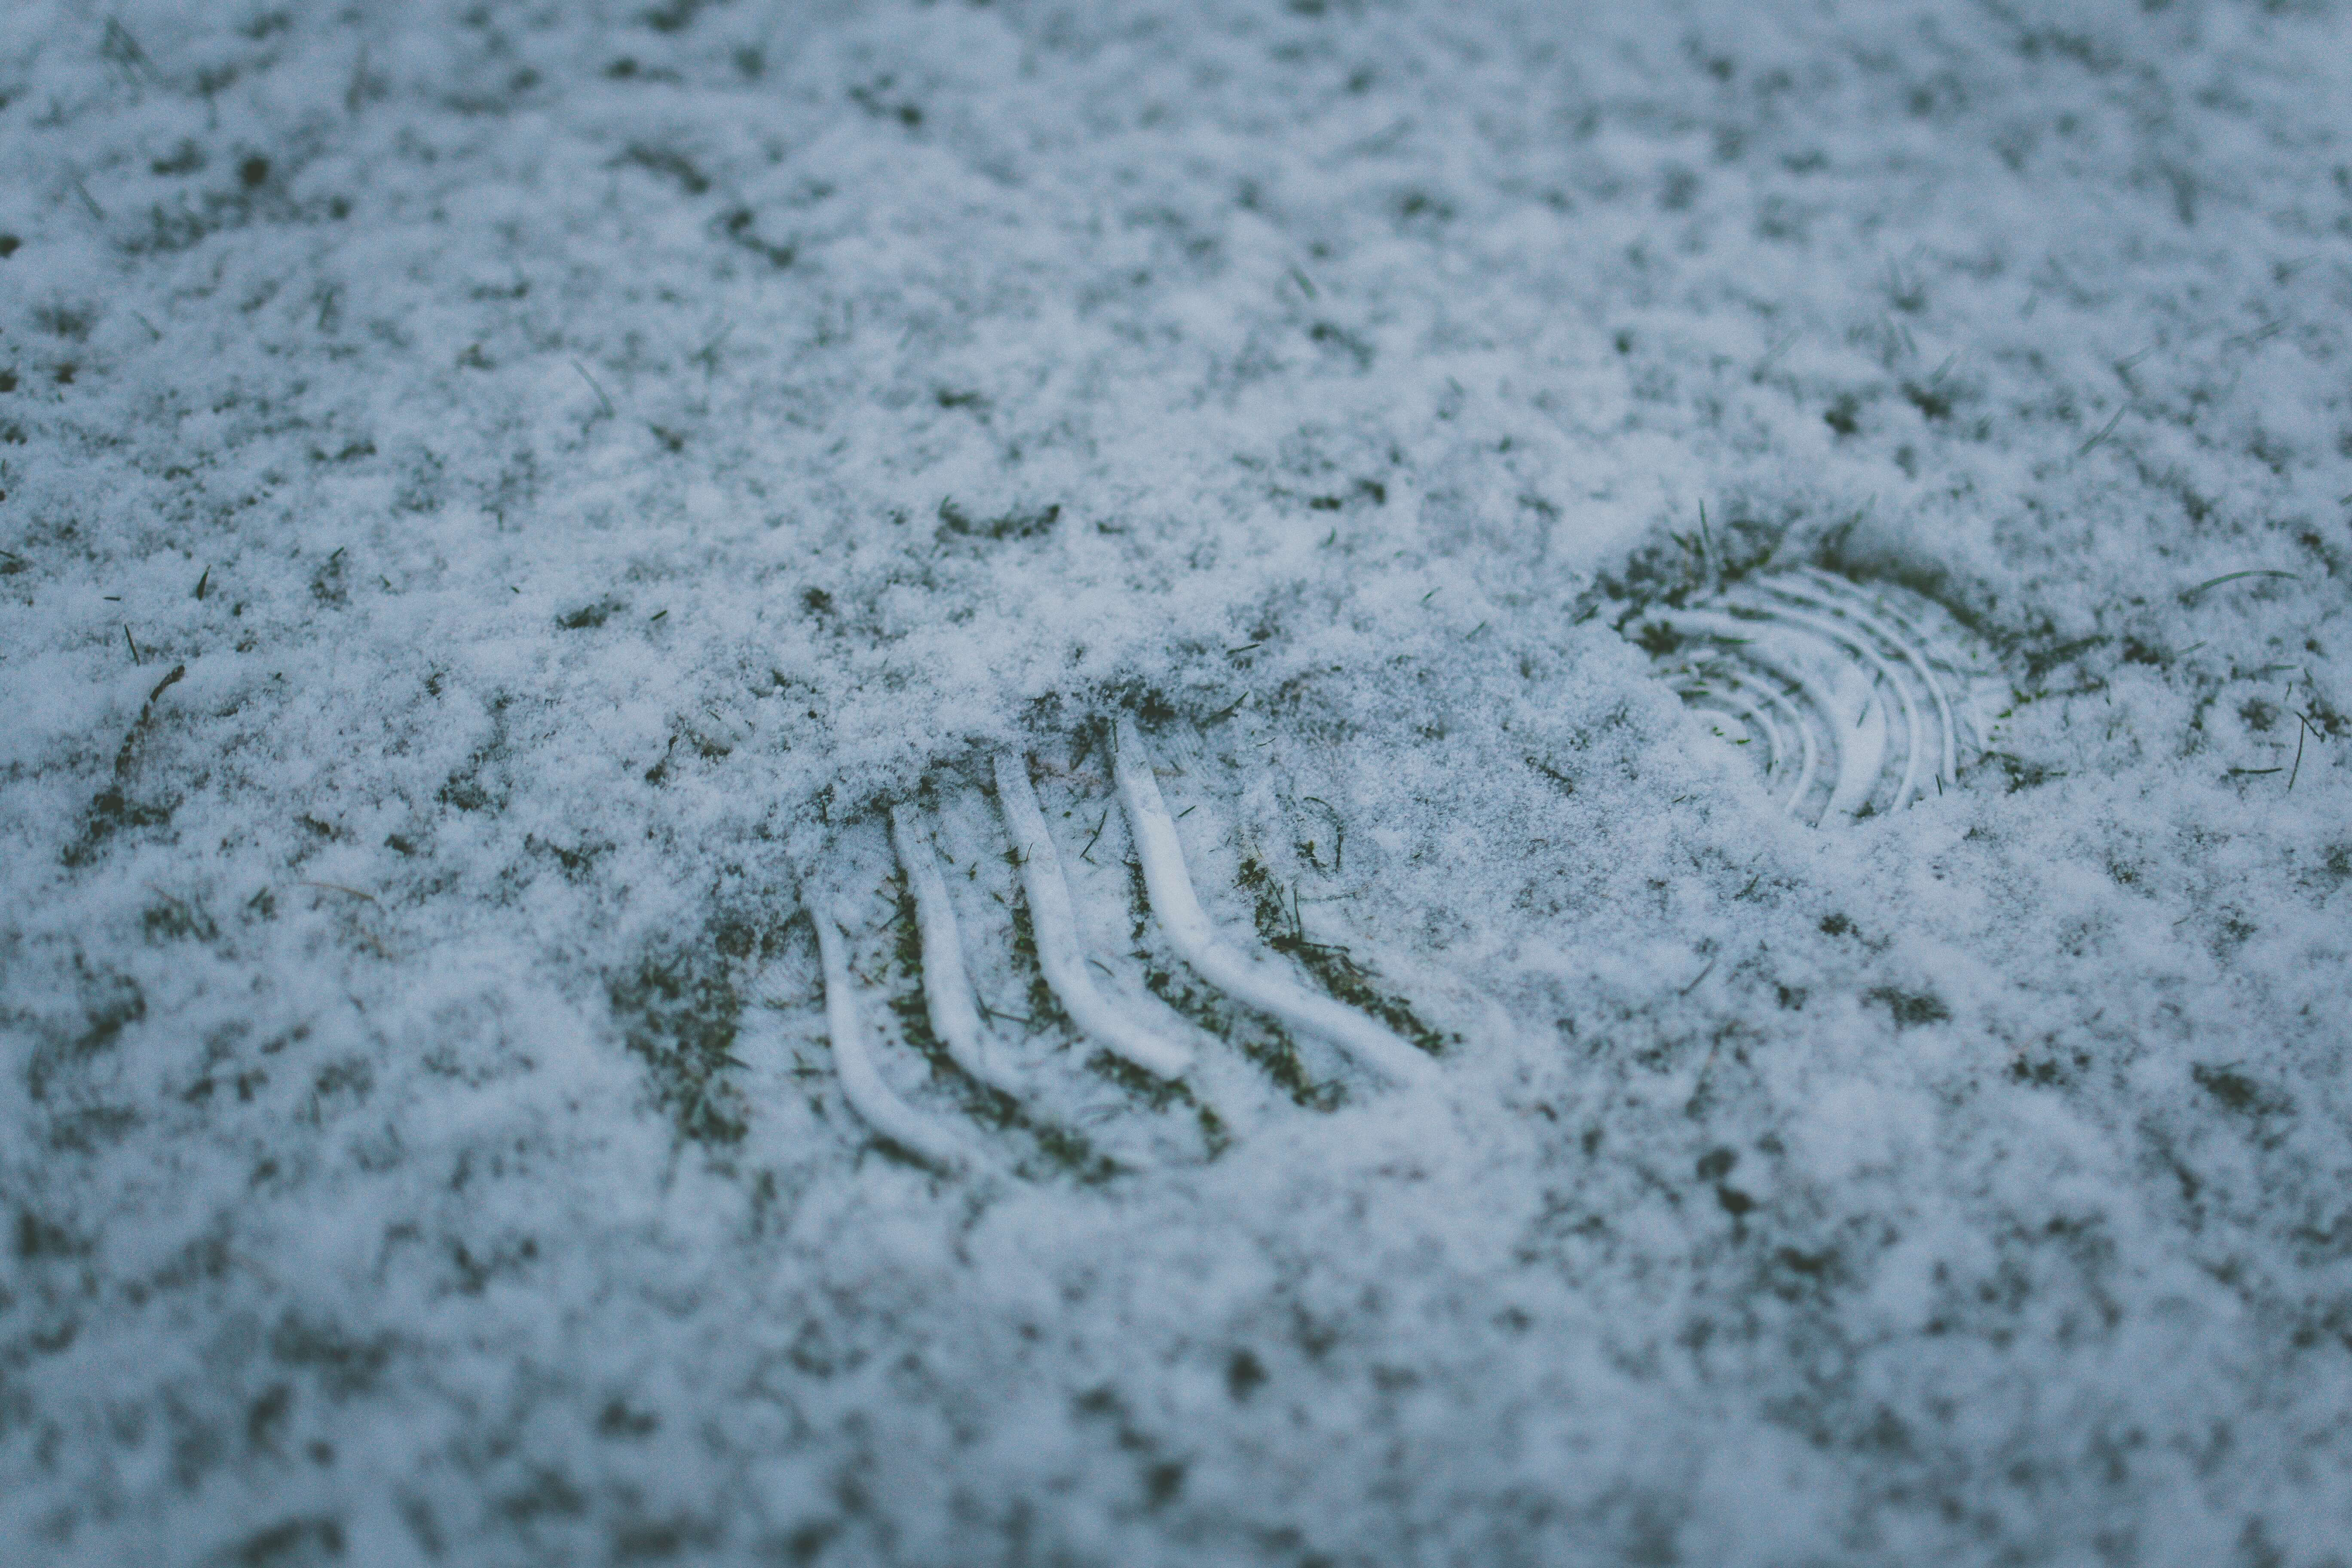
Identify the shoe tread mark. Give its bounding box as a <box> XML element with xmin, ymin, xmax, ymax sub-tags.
<box><xmin>1639</xmin><ymin>569</ymin><xmax>1999</xmax><ymax>825</ymax></box>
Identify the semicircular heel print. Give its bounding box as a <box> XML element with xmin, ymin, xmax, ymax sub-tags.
<box><xmin>1627</xmin><ymin>566</ymin><xmax>2005</xmax><ymax>825</ymax></box>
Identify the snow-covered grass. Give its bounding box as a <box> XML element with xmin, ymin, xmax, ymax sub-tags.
<box><xmin>3</xmin><ymin>0</ymin><xmax>2350</xmax><ymax>1562</ymax></box>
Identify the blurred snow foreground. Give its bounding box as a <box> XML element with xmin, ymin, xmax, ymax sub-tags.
<box><xmin>3</xmin><ymin>0</ymin><xmax>2351</xmax><ymax>1562</ymax></box>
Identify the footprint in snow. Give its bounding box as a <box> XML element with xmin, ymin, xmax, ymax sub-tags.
<box><xmin>797</xmin><ymin>566</ymin><xmax>2003</xmax><ymax>1174</ymax></box>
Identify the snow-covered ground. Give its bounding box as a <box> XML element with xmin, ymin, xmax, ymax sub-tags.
<box><xmin>4</xmin><ymin>1</ymin><xmax>2350</xmax><ymax>1562</ymax></box>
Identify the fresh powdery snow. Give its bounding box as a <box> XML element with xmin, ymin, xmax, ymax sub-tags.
<box><xmin>4</xmin><ymin>0</ymin><xmax>2352</xmax><ymax>1562</ymax></box>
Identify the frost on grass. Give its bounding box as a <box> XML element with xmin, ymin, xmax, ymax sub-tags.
<box><xmin>3</xmin><ymin>0</ymin><xmax>2352</xmax><ymax>1564</ymax></box>
<box><xmin>609</xmin><ymin>926</ymin><xmax>760</xmax><ymax>1148</ymax></box>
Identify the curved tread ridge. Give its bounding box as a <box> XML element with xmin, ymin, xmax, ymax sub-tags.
<box><xmin>1112</xmin><ymin>720</ymin><xmax>1439</xmax><ymax>1090</ymax></box>
<box><xmin>993</xmin><ymin>751</ymin><xmax>1195</xmax><ymax>1079</ymax></box>
<box><xmin>891</xmin><ymin>805</ymin><xmax>1025</xmax><ymax>1099</ymax></box>
<box><xmin>812</xmin><ymin>898</ymin><xmax>975</xmax><ymax>1171</ymax></box>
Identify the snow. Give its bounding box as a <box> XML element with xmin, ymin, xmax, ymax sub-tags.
<box><xmin>3</xmin><ymin>0</ymin><xmax>2350</xmax><ymax>1562</ymax></box>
